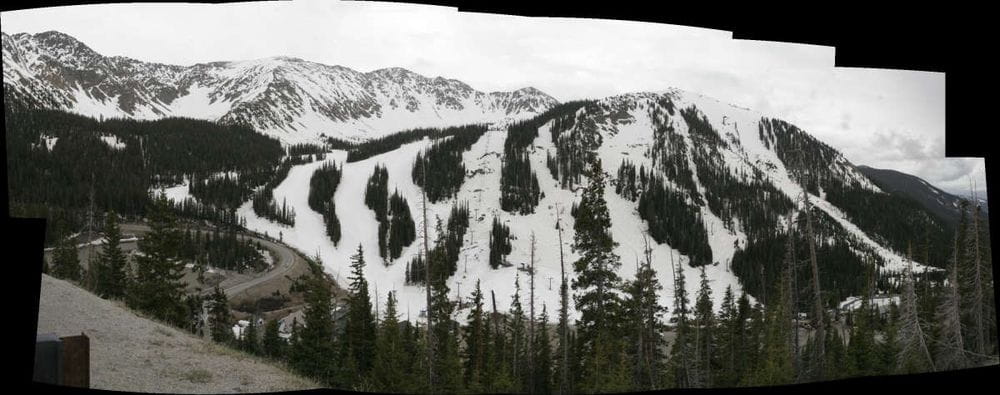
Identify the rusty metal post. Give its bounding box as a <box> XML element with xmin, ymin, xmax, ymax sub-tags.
<box><xmin>60</xmin><ymin>333</ymin><xmax>90</xmax><ymax>388</ymax></box>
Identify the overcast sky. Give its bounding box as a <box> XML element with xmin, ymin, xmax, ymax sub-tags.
<box><xmin>2</xmin><ymin>0</ymin><xmax>980</xmax><ymax>195</ymax></box>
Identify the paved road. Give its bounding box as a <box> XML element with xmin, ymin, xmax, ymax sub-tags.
<box><xmin>52</xmin><ymin>223</ymin><xmax>311</xmax><ymax>300</ymax></box>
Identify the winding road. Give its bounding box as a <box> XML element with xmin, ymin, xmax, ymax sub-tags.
<box><xmin>48</xmin><ymin>222</ymin><xmax>319</xmax><ymax>301</ymax></box>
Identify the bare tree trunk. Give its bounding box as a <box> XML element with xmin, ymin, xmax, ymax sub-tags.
<box><xmin>557</xmin><ymin>208</ymin><xmax>569</xmax><ymax>395</ymax></box>
<box><xmin>935</xmin><ymin>232</ymin><xmax>966</xmax><ymax>370</ymax></box>
<box><xmin>802</xmin><ymin>191</ymin><xmax>825</xmax><ymax>379</ymax></box>
<box><xmin>968</xmin><ymin>204</ymin><xmax>986</xmax><ymax>355</ymax></box>
<box><xmin>898</xmin><ymin>246</ymin><xmax>936</xmax><ymax>372</ymax></box>
<box><xmin>528</xmin><ymin>232</ymin><xmax>537</xmax><ymax>392</ymax></box>
<box><xmin>784</xmin><ymin>213</ymin><xmax>799</xmax><ymax>381</ymax></box>
<box><xmin>642</xmin><ymin>234</ymin><xmax>658</xmax><ymax>389</ymax></box>
<box><xmin>422</xmin><ymin>155</ymin><xmax>433</xmax><ymax>390</ymax></box>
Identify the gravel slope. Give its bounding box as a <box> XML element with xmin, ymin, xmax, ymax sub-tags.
<box><xmin>36</xmin><ymin>274</ymin><xmax>319</xmax><ymax>393</ymax></box>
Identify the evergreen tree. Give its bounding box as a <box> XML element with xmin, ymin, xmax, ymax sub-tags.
<box><xmin>846</xmin><ymin>263</ymin><xmax>880</xmax><ymax>377</ymax></box>
<box><xmin>665</xmin><ymin>256</ymin><xmax>696</xmax><ymax>388</ymax></box>
<box><xmin>571</xmin><ymin>157</ymin><xmax>629</xmax><ymax>393</ymax></box>
<box><xmin>93</xmin><ymin>211</ymin><xmax>129</xmax><ymax>299</ymax></box>
<box><xmin>463</xmin><ymin>280</ymin><xmax>487</xmax><ymax>392</ymax></box>
<box><xmin>489</xmin><ymin>216</ymin><xmax>512</xmax><ymax>269</ymax></box>
<box><xmin>343</xmin><ymin>244</ymin><xmax>377</xmax><ymax>379</ymax></box>
<box><xmin>754</xmin><ymin>264</ymin><xmax>794</xmax><ymax>386</ymax></box>
<box><xmin>128</xmin><ymin>194</ymin><xmax>188</xmax><ymax>327</ymax></box>
<box><xmin>261</xmin><ymin>318</ymin><xmax>285</xmax><ymax>359</ymax></box>
<box><xmin>509</xmin><ymin>273</ymin><xmax>528</xmax><ymax>392</ymax></box>
<box><xmin>429</xmin><ymin>277</ymin><xmax>463</xmax><ymax>393</ymax></box>
<box><xmin>693</xmin><ymin>266</ymin><xmax>718</xmax><ymax>387</ymax></box>
<box><xmin>623</xmin><ymin>236</ymin><xmax>667</xmax><ymax>390</ymax></box>
<box><xmin>715</xmin><ymin>285</ymin><xmax>739</xmax><ymax>387</ymax></box>
<box><xmin>207</xmin><ymin>285</ymin><xmax>234</xmax><ymax>345</ymax></box>
<box><xmin>533</xmin><ymin>304</ymin><xmax>554</xmax><ymax>395</ymax></box>
<box><xmin>373</xmin><ymin>291</ymin><xmax>410</xmax><ymax>391</ymax></box>
<box><xmin>51</xmin><ymin>235</ymin><xmax>82</xmax><ymax>282</ymax></box>
<box><xmin>241</xmin><ymin>315</ymin><xmax>260</xmax><ymax>355</ymax></box>
<box><xmin>289</xmin><ymin>259</ymin><xmax>337</xmax><ymax>385</ymax></box>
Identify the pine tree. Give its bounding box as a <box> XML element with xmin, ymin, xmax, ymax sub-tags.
<box><xmin>665</xmin><ymin>255</ymin><xmax>696</xmax><ymax>388</ymax></box>
<box><xmin>241</xmin><ymin>315</ymin><xmax>260</xmax><ymax>355</ymax></box>
<box><xmin>426</xmin><ymin>219</ymin><xmax>462</xmax><ymax>393</ymax></box>
<box><xmin>846</xmin><ymin>261</ymin><xmax>880</xmax><ymax>377</ymax></box>
<box><xmin>51</xmin><ymin>234</ymin><xmax>82</xmax><ymax>282</ymax></box>
<box><xmin>93</xmin><ymin>211</ymin><xmax>129</xmax><ymax>299</ymax></box>
<box><xmin>289</xmin><ymin>260</ymin><xmax>337</xmax><ymax>385</ymax></box>
<box><xmin>373</xmin><ymin>291</ymin><xmax>408</xmax><ymax>391</ymax></box>
<box><xmin>262</xmin><ymin>318</ymin><xmax>285</xmax><ymax>359</ymax></box>
<box><xmin>207</xmin><ymin>285</ymin><xmax>234</xmax><ymax>345</ymax></box>
<box><xmin>429</xmin><ymin>274</ymin><xmax>463</xmax><ymax>393</ymax></box>
<box><xmin>509</xmin><ymin>273</ymin><xmax>528</xmax><ymax>392</ymax></box>
<box><xmin>128</xmin><ymin>194</ymin><xmax>188</xmax><ymax>327</ymax></box>
<box><xmin>533</xmin><ymin>304</ymin><xmax>554</xmax><ymax>395</ymax></box>
<box><xmin>624</xmin><ymin>235</ymin><xmax>667</xmax><ymax>390</ymax></box>
<box><xmin>693</xmin><ymin>266</ymin><xmax>718</xmax><ymax>387</ymax></box>
<box><xmin>343</xmin><ymin>244</ymin><xmax>377</xmax><ymax>379</ymax></box>
<box><xmin>715</xmin><ymin>285</ymin><xmax>739</xmax><ymax>387</ymax></box>
<box><xmin>463</xmin><ymin>280</ymin><xmax>487</xmax><ymax>392</ymax></box>
<box><xmin>754</xmin><ymin>263</ymin><xmax>794</xmax><ymax>386</ymax></box>
<box><xmin>571</xmin><ymin>157</ymin><xmax>628</xmax><ymax>393</ymax></box>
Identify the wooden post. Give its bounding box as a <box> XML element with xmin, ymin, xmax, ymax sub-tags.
<box><xmin>60</xmin><ymin>333</ymin><xmax>89</xmax><ymax>388</ymax></box>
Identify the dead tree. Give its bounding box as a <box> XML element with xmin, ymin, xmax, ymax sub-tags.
<box><xmin>421</xmin><ymin>154</ymin><xmax>434</xmax><ymax>390</ymax></box>
<box><xmin>897</xmin><ymin>245</ymin><xmax>935</xmax><ymax>373</ymax></box>
<box><xmin>934</xmin><ymin>231</ymin><xmax>967</xmax><ymax>370</ymax></box>
<box><xmin>801</xmin><ymin>189</ymin><xmax>825</xmax><ymax>379</ymax></box>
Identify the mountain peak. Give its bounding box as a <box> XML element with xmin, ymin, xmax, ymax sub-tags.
<box><xmin>2</xmin><ymin>31</ymin><xmax>559</xmax><ymax>143</ymax></box>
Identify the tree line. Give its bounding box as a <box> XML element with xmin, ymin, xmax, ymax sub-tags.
<box><xmin>46</xmin><ymin>157</ymin><xmax>997</xmax><ymax>394</ymax></box>
<box><xmin>412</xmin><ymin>125</ymin><xmax>488</xmax><ymax>203</ymax></box>
<box><xmin>365</xmin><ymin>165</ymin><xmax>417</xmax><ymax>262</ymax></box>
<box><xmin>5</xmin><ymin>104</ymin><xmax>284</xmax><ymax>244</ymax></box>
<box><xmin>309</xmin><ymin>161</ymin><xmax>343</xmax><ymax>245</ymax></box>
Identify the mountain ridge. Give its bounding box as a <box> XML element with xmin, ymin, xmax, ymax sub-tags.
<box><xmin>2</xmin><ymin>30</ymin><xmax>559</xmax><ymax>143</ymax></box>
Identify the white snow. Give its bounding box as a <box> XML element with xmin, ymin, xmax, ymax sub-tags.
<box><xmin>168</xmin><ymin>84</ymin><xmax>235</xmax><ymax>120</ymax></box>
<box><xmin>99</xmin><ymin>134</ymin><xmax>126</xmax><ymax>150</ymax></box>
<box><xmin>40</xmin><ymin>134</ymin><xmax>58</xmax><ymax>151</ymax></box>
<box><xmin>838</xmin><ymin>294</ymin><xmax>898</xmax><ymax>312</ymax></box>
<box><xmin>150</xmin><ymin>179</ymin><xmax>193</xmax><ymax>203</ymax></box>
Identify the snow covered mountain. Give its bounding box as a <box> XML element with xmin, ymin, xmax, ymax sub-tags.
<box><xmin>2</xmin><ymin>31</ymin><xmax>559</xmax><ymax>143</ymax></box>
<box><xmin>6</xmin><ymin>31</ymin><xmax>957</xmax><ymax>322</ymax></box>
<box><xmin>219</xmin><ymin>89</ymin><xmax>948</xmax><ymax>321</ymax></box>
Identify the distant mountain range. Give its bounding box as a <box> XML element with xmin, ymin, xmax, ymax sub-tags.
<box><xmin>2</xmin><ymin>30</ymin><xmax>558</xmax><ymax>143</ymax></box>
<box><xmin>857</xmin><ymin>165</ymin><xmax>988</xmax><ymax>227</ymax></box>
